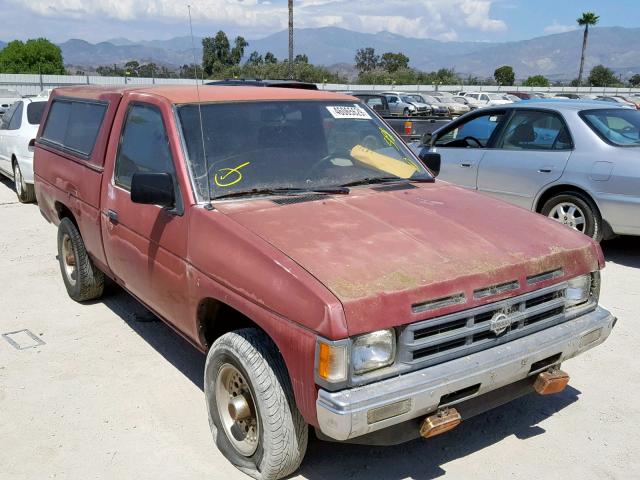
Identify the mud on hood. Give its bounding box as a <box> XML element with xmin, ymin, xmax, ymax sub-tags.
<box><xmin>217</xmin><ymin>184</ymin><xmax>603</xmax><ymax>336</ymax></box>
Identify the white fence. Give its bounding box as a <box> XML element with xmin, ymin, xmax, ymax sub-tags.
<box><xmin>2</xmin><ymin>73</ymin><xmax>639</xmax><ymax>97</ymax></box>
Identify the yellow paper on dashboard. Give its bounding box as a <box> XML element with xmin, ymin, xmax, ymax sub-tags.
<box><xmin>350</xmin><ymin>145</ymin><xmax>417</xmax><ymax>179</ymax></box>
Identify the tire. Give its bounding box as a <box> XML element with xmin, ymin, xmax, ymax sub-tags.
<box><xmin>13</xmin><ymin>161</ymin><xmax>36</xmax><ymax>203</ymax></box>
<box><xmin>57</xmin><ymin>217</ymin><xmax>105</xmax><ymax>301</ymax></box>
<box><xmin>541</xmin><ymin>192</ymin><xmax>603</xmax><ymax>241</ymax></box>
<box><xmin>403</xmin><ymin>108</ymin><xmax>410</xmax><ymax>117</ymax></box>
<box><xmin>205</xmin><ymin>329</ymin><xmax>308</xmax><ymax>480</ymax></box>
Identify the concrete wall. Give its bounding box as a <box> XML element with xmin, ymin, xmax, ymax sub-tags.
<box><xmin>2</xmin><ymin>73</ymin><xmax>639</xmax><ymax>97</ymax></box>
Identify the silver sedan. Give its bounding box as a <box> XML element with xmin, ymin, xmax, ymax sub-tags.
<box><xmin>426</xmin><ymin>101</ymin><xmax>640</xmax><ymax>240</ymax></box>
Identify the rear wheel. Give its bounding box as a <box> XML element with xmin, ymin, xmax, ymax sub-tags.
<box><xmin>57</xmin><ymin>217</ymin><xmax>105</xmax><ymax>301</ymax></box>
<box><xmin>205</xmin><ymin>329</ymin><xmax>308</xmax><ymax>480</ymax></box>
<box><xmin>13</xmin><ymin>161</ymin><xmax>35</xmax><ymax>203</ymax></box>
<box><xmin>541</xmin><ymin>192</ymin><xmax>602</xmax><ymax>241</ymax></box>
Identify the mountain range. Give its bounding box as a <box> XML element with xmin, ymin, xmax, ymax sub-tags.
<box><xmin>2</xmin><ymin>27</ymin><xmax>640</xmax><ymax>80</ymax></box>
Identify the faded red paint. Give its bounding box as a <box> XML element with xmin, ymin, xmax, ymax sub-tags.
<box><xmin>34</xmin><ymin>85</ymin><xmax>604</xmax><ymax>427</ymax></box>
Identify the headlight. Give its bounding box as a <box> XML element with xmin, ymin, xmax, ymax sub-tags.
<box><xmin>408</xmin><ymin>105</ymin><xmax>416</xmax><ymax>111</ymax></box>
<box><xmin>566</xmin><ymin>273</ymin><xmax>599</xmax><ymax>307</ymax></box>
<box><xmin>352</xmin><ymin>329</ymin><xmax>395</xmax><ymax>374</ymax></box>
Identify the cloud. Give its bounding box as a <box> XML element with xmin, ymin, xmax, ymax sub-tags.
<box><xmin>7</xmin><ymin>0</ymin><xmax>508</xmax><ymax>41</ymax></box>
<box><xmin>544</xmin><ymin>21</ymin><xmax>577</xmax><ymax>34</ymax></box>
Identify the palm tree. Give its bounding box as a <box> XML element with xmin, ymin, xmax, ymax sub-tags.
<box><xmin>288</xmin><ymin>0</ymin><xmax>294</xmax><ymax>79</ymax></box>
<box><xmin>577</xmin><ymin>11</ymin><xmax>600</xmax><ymax>86</ymax></box>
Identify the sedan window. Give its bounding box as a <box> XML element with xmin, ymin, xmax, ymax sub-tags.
<box><xmin>435</xmin><ymin>112</ymin><xmax>506</xmax><ymax>148</ymax></box>
<box><xmin>8</xmin><ymin>101</ymin><xmax>23</xmax><ymax>130</ymax></box>
<box><xmin>581</xmin><ymin>109</ymin><xmax>640</xmax><ymax>147</ymax></box>
<box><xmin>498</xmin><ymin>110</ymin><xmax>572</xmax><ymax>150</ymax></box>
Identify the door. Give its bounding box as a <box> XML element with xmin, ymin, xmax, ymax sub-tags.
<box><xmin>0</xmin><ymin>101</ymin><xmax>22</xmax><ymax>175</ymax></box>
<box><xmin>386</xmin><ymin>95</ymin><xmax>401</xmax><ymax>115</ymax></box>
<box><xmin>477</xmin><ymin>109</ymin><xmax>572</xmax><ymax>209</ymax></box>
<box><xmin>431</xmin><ymin>110</ymin><xmax>508</xmax><ymax>189</ymax></box>
<box><xmin>101</xmin><ymin>99</ymin><xmax>190</xmax><ymax>328</ymax></box>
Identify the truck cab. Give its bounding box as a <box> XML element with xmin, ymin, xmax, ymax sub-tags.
<box><xmin>34</xmin><ymin>85</ymin><xmax>615</xmax><ymax>480</ymax></box>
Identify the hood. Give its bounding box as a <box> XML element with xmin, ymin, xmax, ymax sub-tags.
<box><xmin>216</xmin><ymin>184</ymin><xmax>602</xmax><ymax>336</ymax></box>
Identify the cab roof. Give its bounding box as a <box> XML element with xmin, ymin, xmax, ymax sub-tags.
<box><xmin>50</xmin><ymin>85</ymin><xmax>356</xmax><ymax>104</ymax></box>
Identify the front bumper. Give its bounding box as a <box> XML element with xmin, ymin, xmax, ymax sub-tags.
<box><xmin>317</xmin><ymin>305</ymin><xmax>615</xmax><ymax>441</ymax></box>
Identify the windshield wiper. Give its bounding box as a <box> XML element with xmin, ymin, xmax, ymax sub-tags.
<box><xmin>212</xmin><ymin>186</ymin><xmax>350</xmax><ymax>201</ymax></box>
<box><xmin>340</xmin><ymin>176</ymin><xmax>433</xmax><ymax>188</ymax></box>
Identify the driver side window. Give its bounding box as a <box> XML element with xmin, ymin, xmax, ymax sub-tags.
<box><xmin>435</xmin><ymin>112</ymin><xmax>506</xmax><ymax>148</ymax></box>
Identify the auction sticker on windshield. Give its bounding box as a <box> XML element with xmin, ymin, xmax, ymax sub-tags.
<box><xmin>326</xmin><ymin>104</ymin><xmax>371</xmax><ymax>120</ymax></box>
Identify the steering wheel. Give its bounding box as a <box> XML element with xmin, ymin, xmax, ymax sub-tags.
<box><xmin>361</xmin><ymin>135</ymin><xmax>380</xmax><ymax>150</ymax></box>
<box><xmin>305</xmin><ymin>152</ymin><xmax>350</xmax><ymax>180</ymax></box>
<box><xmin>462</xmin><ymin>136</ymin><xmax>484</xmax><ymax>148</ymax></box>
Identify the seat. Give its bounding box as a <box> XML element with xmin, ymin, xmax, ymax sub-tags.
<box><xmin>504</xmin><ymin>123</ymin><xmax>535</xmax><ymax>149</ymax></box>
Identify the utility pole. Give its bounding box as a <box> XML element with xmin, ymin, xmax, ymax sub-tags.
<box><xmin>288</xmin><ymin>0</ymin><xmax>294</xmax><ymax>79</ymax></box>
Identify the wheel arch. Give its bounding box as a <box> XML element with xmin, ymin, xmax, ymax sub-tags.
<box><xmin>534</xmin><ymin>183</ymin><xmax>601</xmax><ymax>215</ymax></box>
<box><xmin>197</xmin><ymin>297</ymin><xmax>265</xmax><ymax>351</ymax></box>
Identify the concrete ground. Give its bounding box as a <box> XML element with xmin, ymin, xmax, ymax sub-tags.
<box><xmin>0</xmin><ymin>176</ymin><xmax>638</xmax><ymax>480</ymax></box>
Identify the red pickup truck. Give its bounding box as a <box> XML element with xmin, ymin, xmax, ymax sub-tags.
<box><xmin>34</xmin><ymin>85</ymin><xmax>615</xmax><ymax>480</ymax></box>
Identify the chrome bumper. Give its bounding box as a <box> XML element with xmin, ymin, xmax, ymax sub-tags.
<box><xmin>317</xmin><ymin>305</ymin><xmax>615</xmax><ymax>441</ymax></box>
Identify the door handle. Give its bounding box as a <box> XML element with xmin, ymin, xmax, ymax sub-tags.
<box><xmin>460</xmin><ymin>163</ymin><xmax>472</xmax><ymax>168</ymax></box>
<box><xmin>107</xmin><ymin>210</ymin><xmax>119</xmax><ymax>223</ymax></box>
<box><xmin>538</xmin><ymin>168</ymin><xmax>552</xmax><ymax>173</ymax></box>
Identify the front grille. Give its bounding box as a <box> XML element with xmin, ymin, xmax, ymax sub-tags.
<box><xmin>397</xmin><ymin>283</ymin><xmax>568</xmax><ymax>368</ymax></box>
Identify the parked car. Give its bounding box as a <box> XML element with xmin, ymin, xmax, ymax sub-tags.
<box><xmin>613</xmin><ymin>95</ymin><xmax>640</xmax><ymax>109</ymax></box>
<box><xmin>595</xmin><ymin>96</ymin><xmax>636</xmax><ymax>109</ymax></box>
<box><xmin>453</xmin><ymin>94</ymin><xmax>482</xmax><ymax>110</ymax></box>
<box><xmin>206</xmin><ymin>78</ymin><xmax>318</xmax><ymax>90</ymax></box>
<box><xmin>417</xmin><ymin>94</ymin><xmax>470</xmax><ymax>116</ymax></box>
<box><xmin>426</xmin><ymin>101</ymin><xmax>640</xmax><ymax>240</ymax></box>
<box><xmin>411</xmin><ymin>94</ymin><xmax>450</xmax><ymax>116</ymax></box>
<box><xmin>382</xmin><ymin>92</ymin><xmax>420</xmax><ymax>116</ymax></box>
<box><xmin>345</xmin><ymin>91</ymin><xmax>392</xmax><ymax>117</ymax></box>
<box><xmin>34</xmin><ymin>86</ymin><xmax>615</xmax><ymax>480</ymax></box>
<box><xmin>0</xmin><ymin>97</ymin><xmax>48</xmax><ymax>202</ymax></box>
<box><xmin>503</xmin><ymin>94</ymin><xmax>522</xmax><ymax>103</ymax></box>
<box><xmin>400</xmin><ymin>94</ymin><xmax>433</xmax><ymax>116</ymax></box>
<box><xmin>0</xmin><ymin>89</ymin><xmax>21</xmax><ymax>117</ymax></box>
<box><xmin>462</xmin><ymin>92</ymin><xmax>512</xmax><ymax>106</ymax></box>
<box><xmin>507</xmin><ymin>92</ymin><xmax>545</xmax><ymax>100</ymax></box>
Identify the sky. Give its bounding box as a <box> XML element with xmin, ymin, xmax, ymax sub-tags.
<box><xmin>0</xmin><ymin>0</ymin><xmax>638</xmax><ymax>44</ymax></box>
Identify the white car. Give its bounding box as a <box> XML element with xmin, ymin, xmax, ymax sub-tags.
<box><xmin>0</xmin><ymin>89</ymin><xmax>21</xmax><ymax>117</ymax></box>
<box><xmin>462</xmin><ymin>92</ymin><xmax>512</xmax><ymax>107</ymax></box>
<box><xmin>0</xmin><ymin>97</ymin><xmax>48</xmax><ymax>202</ymax></box>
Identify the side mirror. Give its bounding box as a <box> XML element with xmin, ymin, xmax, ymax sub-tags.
<box><xmin>418</xmin><ymin>150</ymin><xmax>441</xmax><ymax>178</ymax></box>
<box><xmin>131</xmin><ymin>172</ymin><xmax>175</xmax><ymax>208</ymax></box>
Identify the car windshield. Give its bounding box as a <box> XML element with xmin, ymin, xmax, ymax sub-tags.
<box><xmin>581</xmin><ymin>109</ymin><xmax>640</xmax><ymax>146</ymax></box>
<box><xmin>410</xmin><ymin>95</ymin><xmax>426</xmax><ymax>103</ymax></box>
<box><xmin>423</xmin><ymin>96</ymin><xmax>440</xmax><ymax>103</ymax></box>
<box><xmin>177</xmin><ymin>101</ymin><xmax>431</xmax><ymax>200</ymax></box>
<box><xmin>487</xmin><ymin>93</ymin><xmax>504</xmax><ymax>100</ymax></box>
<box><xmin>402</xmin><ymin>96</ymin><xmax>417</xmax><ymax>103</ymax></box>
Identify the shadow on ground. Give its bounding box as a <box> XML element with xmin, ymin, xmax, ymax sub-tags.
<box><xmin>602</xmin><ymin>236</ymin><xmax>639</xmax><ymax>268</ymax></box>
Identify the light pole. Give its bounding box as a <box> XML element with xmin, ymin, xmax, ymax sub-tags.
<box><xmin>288</xmin><ymin>0</ymin><xmax>294</xmax><ymax>79</ymax></box>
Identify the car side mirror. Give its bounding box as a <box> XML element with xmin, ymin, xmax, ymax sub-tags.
<box><xmin>418</xmin><ymin>149</ymin><xmax>441</xmax><ymax>178</ymax></box>
<box><xmin>131</xmin><ymin>172</ymin><xmax>175</xmax><ymax>208</ymax></box>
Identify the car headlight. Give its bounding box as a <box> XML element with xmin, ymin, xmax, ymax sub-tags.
<box><xmin>566</xmin><ymin>272</ymin><xmax>600</xmax><ymax>308</ymax></box>
<box><xmin>408</xmin><ymin>105</ymin><xmax>416</xmax><ymax>111</ymax></box>
<box><xmin>352</xmin><ymin>329</ymin><xmax>395</xmax><ymax>374</ymax></box>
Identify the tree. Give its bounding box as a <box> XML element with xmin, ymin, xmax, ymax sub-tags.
<box><xmin>288</xmin><ymin>0</ymin><xmax>294</xmax><ymax>78</ymax></box>
<box><xmin>294</xmin><ymin>54</ymin><xmax>309</xmax><ymax>64</ymax></box>
<box><xmin>355</xmin><ymin>47</ymin><xmax>379</xmax><ymax>73</ymax></box>
<box><xmin>433</xmin><ymin>68</ymin><xmax>460</xmax><ymax>85</ymax></box>
<box><xmin>230</xmin><ymin>36</ymin><xmax>249</xmax><ymax>66</ymax></box>
<box><xmin>202</xmin><ymin>31</ymin><xmax>232</xmax><ymax>75</ymax></box>
<box><xmin>124</xmin><ymin>60</ymin><xmax>140</xmax><ymax>76</ymax></box>
<box><xmin>0</xmin><ymin>38</ymin><xmax>65</xmax><ymax>74</ymax></box>
<box><xmin>264</xmin><ymin>52</ymin><xmax>278</xmax><ymax>64</ymax></box>
<box><xmin>588</xmin><ymin>65</ymin><xmax>618</xmax><ymax>87</ymax></box>
<box><xmin>494</xmin><ymin>65</ymin><xmax>515</xmax><ymax>85</ymax></box>
<box><xmin>523</xmin><ymin>75</ymin><xmax>550</xmax><ymax>87</ymax></box>
<box><xmin>379</xmin><ymin>52</ymin><xmax>409</xmax><ymax>73</ymax></box>
<box><xmin>576</xmin><ymin>11</ymin><xmax>600</xmax><ymax>86</ymax></box>
<box><xmin>247</xmin><ymin>51</ymin><xmax>263</xmax><ymax>66</ymax></box>
<box><xmin>629</xmin><ymin>74</ymin><xmax>640</xmax><ymax>87</ymax></box>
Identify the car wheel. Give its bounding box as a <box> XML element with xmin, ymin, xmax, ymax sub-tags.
<box><xmin>13</xmin><ymin>161</ymin><xmax>36</xmax><ymax>203</ymax></box>
<box><xmin>403</xmin><ymin>108</ymin><xmax>410</xmax><ymax>117</ymax></box>
<box><xmin>205</xmin><ymin>329</ymin><xmax>308</xmax><ymax>480</ymax></box>
<box><xmin>541</xmin><ymin>192</ymin><xmax>602</xmax><ymax>241</ymax></box>
<box><xmin>57</xmin><ymin>217</ymin><xmax>105</xmax><ymax>301</ymax></box>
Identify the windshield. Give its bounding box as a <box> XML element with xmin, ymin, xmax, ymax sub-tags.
<box><xmin>423</xmin><ymin>96</ymin><xmax>440</xmax><ymax>103</ymax></box>
<box><xmin>487</xmin><ymin>93</ymin><xmax>504</xmax><ymax>100</ymax></box>
<box><xmin>401</xmin><ymin>96</ymin><xmax>416</xmax><ymax>103</ymax></box>
<box><xmin>410</xmin><ymin>95</ymin><xmax>426</xmax><ymax>103</ymax></box>
<box><xmin>177</xmin><ymin>101</ymin><xmax>431</xmax><ymax>200</ymax></box>
<box><xmin>581</xmin><ymin>108</ymin><xmax>640</xmax><ymax>147</ymax></box>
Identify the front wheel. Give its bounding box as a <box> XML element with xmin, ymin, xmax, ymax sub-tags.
<box><xmin>13</xmin><ymin>161</ymin><xmax>35</xmax><ymax>203</ymax></box>
<box><xmin>403</xmin><ymin>108</ymin><xmax>411</xmax><ymax>117</ymax></box>
<box><xmin>541</xmin><ymin>192</ymin><xmax>602</xmax><ymax>241</ymax></box>
<box><xmin>205</xmin><ymin>329</ymin><xmax>308</xmax><ymax>480</ymax></box>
